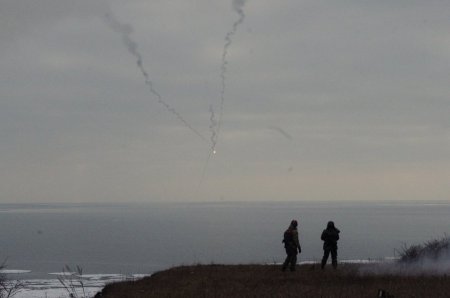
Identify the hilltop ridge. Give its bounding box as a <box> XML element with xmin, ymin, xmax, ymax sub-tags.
<box><xmin>95</xmin><ymin>264</ymin><xmax>450</xmax><ymax>297</ymax></box>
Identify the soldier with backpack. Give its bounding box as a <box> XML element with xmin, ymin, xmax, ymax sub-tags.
<box><xmin>282</xmin><ymin>219</ymin><xmax>302</xmax><ymax>272</ymax></box>
<box><xmin>321</xmin><ymin>221</ymin><xmax>340</xmax><ymax>269</ymax></box>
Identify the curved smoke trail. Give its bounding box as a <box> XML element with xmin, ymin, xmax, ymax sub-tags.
<box><xmin>210</xmin><ymin>0</ymin><xmax>247</xmax><ymax>153</ymax></box>
<box><xmin>104</xmin><ymin>13</ymin><xmax>207</xmax><ymax>143</ymax></box>
<box><xmin>199</xmin><ymin>0</ymin><xmax>247</xmax><ymax>193</ymax></box>
<box><xmin>268</xmin><ymin>126</ymin><xmax>293</xmax><ymax>141</ymax></box>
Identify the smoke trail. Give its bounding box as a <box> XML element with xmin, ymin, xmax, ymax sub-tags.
<box><xmin>212</xmin><ymin>0</ymin><xmax>247</xmax><ymax>153</ymax></box>
<box><xmin>268</xmin><ymin>126</ymin><xmax>293</xmax><ymax>141</ymax></box>
<box><xmin>196</xmin><ymin>105</ymin><xmax>217</xmax><ymax>193</ymax></box>
<box><xmin>104</xmin><ymin>13</ymin><xmax>207</xmax><ymax>143</ymax></box>
<box><xmin>209</xmin><ymin>105</ymin><xmax>218</xmax><ymax>153</ymax></box>
<box><xmin>198</xmin><ymin>0</ymin><xmax>247</xmax><ymax>192</ymax></box>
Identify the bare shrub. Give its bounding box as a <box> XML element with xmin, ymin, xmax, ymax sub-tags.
<box><xmin>57</xmin><ymin>265</ymin><xmax>88</xmax><ymax>298</ymax></box>
<box><xmin>398</xmin><ymin>235</ymin><xmax>450</xmax><ymax>263</ymax></box>
<box><xmin>0</xmin><ymin>263</ymin><xmax>24</xmax><ymax>298</ymax></box>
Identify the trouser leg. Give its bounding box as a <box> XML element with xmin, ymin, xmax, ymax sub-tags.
<box><xmin>282</xmin><ymin>247</ymin><xmax>297</xmax><ymax>271</ymax></box>
<box><xmin>331</xmin><ymin>249</ymin><xmax>338</xmax><ymax>269</ymax></box>
<box><xmin>282</xmin><ymin>247</ymin><xmax>291</xmax><ymax>271</ymax></box>
<box><xmin>282</xmin><ymin>255</ymin><xmax>296</xmax><ymax>271</ymax></box>
<box><xmin>282</xmin><ymin>255</ymin><xmax>290</xmax><ymax>271</ymax></box>
<box><xmin>289</xmin><ymin>253</ymin><xmax>297</xmax><ymax>271</ymax></box>
<box><xmin>321</xmin><ymin>249</ymin><xmax>330</xmax><ymax>269</ymax></box>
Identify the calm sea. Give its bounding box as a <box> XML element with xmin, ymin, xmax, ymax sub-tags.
<box><xmin>1</xmin><ymin>201</ymin><xmax>449</xmax><ymax>280</ymax></box>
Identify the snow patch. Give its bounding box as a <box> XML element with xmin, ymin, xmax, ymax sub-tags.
<box><xmin>0</xmin><ymin>269</ymin><xmax>31</xmax><ymax>274</ymax></box>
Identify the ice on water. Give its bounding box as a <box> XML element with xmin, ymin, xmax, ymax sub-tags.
<box><xmin>3</xmin><ymin>270</ymin><xmax>150</xmax><ymax>298</ymax></box>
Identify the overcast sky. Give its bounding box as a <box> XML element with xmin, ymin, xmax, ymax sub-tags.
<box><xmin>1</xmin><ymin>0</ymin><xmax>449</xmax><ymax>203</ymax></box>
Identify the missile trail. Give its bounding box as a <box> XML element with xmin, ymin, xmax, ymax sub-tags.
<box><xmin>198</xmin><ymin>0</ymin><xmax>247</xmax><ymax>193</ymax></box>
<box><xmin>104</xmin><ymin>13</ymin><xmax>207</xmax><ymax>143</ymax></box>
<box><xmin>212</xmin><ymin>0</ymin><xmax>247</xmax><ymax>153</ymax></box>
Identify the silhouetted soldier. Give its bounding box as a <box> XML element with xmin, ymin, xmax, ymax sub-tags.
<box><xmin>321</xmin><ymin>221</ymin><xmax>340</xmax><ymax>269</ymax></box>
<box><xmin>282</xmin><ymin>219</ymin><xmax>301</xmax><ymax>272</ymax></box>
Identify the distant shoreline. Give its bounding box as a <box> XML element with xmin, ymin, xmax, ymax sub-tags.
<box><xmin>0</xmin><ymin>258</ymin><xmax>394</xmax><ymax>279</ymax></box>
<box><xmin>1</xmin><ymin>199</ymin><xmax>450</xmax><ymax>206</ymax></box>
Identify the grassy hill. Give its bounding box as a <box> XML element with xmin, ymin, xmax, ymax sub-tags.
<box><xmin>95</xmin><ymin>264</ymin><xmax>450</xmax><ymax>297</ymax></box>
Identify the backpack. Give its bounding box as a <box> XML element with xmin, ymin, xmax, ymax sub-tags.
<box><xmin>282</xmin><ymin>228</ymin><xmax>294</xmax><ymax>244</ymax></box>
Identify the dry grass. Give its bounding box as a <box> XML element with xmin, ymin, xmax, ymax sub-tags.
<box><xmin>96</xmin><ymin>264</ymin><xmax>450</xmax><ymax>298</ymax></box>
